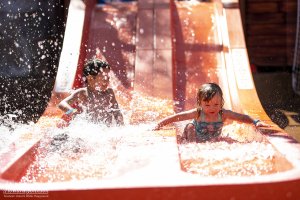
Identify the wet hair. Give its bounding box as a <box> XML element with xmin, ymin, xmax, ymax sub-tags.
<box><xmin>83</xmin><ymin>58</ymin><xmax>110</xmax><ymax>77</ymax></box>
<box><xmin>196</xmin><ymin>83</ymin><xmax>224</xmax><ymax>107</ymax></box>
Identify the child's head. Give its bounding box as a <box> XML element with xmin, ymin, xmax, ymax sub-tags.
<box><xmin>83</xmin><ymin>58</ymin><xmax>111</xmax><ymax>91</ymax></box>
<box><xmin>83</xmin><ymin>58</ymin><xmax>110</xmax><ymax>77</ymax></box>
<box><xmin>197</xmin><ymin>83</ymin><xmax>224</xmax><ymax>109</ymax></box>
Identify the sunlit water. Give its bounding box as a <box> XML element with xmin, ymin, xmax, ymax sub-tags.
<box><xmin>0</xmin><ymin>92</ymin><xmax>292</xmax><ymax>183</ymax></box>
<box><xmin>20</xmin><ymin>121</ymin><xmax>172</xmax><ymax>183</ymax></box>
<box><xmin>13</xmin><ymin>121</ymin><xmax>290</xmax><ymax>182</ymax></box>
<box><xmin>176</xmin><ymin>122</ymin><xmax>292</xmax><ymax>177</ymax></box>
<box><xmin>0</xmin><ymin>0</ymin><xmax>294</xmax><ymax>185</ymax></box>
<box><xmin>0</xmin><ymin>116</ymin><xmax>37</xmax><ymax>153</ymax></box>
<box><xmin>180</xmin><ymin>141</ymin><xmax>278</xmax><ymax>177</ymax></box>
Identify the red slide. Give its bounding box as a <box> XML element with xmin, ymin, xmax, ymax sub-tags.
<box><xmin>1</xmin><ymin>0</ymin><xmax>300</xmax><ymax>199</ymax></box>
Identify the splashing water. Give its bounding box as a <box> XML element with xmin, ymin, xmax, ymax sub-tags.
<box><xmin>0</xmin><ymin>115</ymin><xmax>37</xmax><ymax>152</ymax></box>
<box><xmin>178</xmin><ymin>123</ymin><xmax>292</xmax><ymax>177</ymax></box>
<box><xmin>0</xmin><ymin>89</ymin><xmax>292</xmax><ymax>183</ymax></box>
<box><xmin>20</xmin><ymin>122</ymin><xmax>173</xmax><ymax>183</ymax></box>
<box><xmin>17</xmin><ymin>89</ymin><xmax>176</xmax><ymax>183</ymax></box>
<box><xmin>179</xmin><ymin>141</ymin><xmax>278</xmax><ymax>177</ymax></box>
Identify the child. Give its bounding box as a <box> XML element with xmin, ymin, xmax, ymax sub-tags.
<box><xmin>58</xmin><ymin>58</ymin><xmax>124</xmax><ymax>127</ymax></box>
<box><xmin>154</xmin><ymin>83</ymin><xmax>269</xmax><ymax>142</ymax></box>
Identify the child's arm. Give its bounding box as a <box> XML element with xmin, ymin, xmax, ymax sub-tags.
<box><xmin>58</xmin><ymin>88</ymin><xmax>86</xmax><ymax>116</ymax></box>
<box><xmin>154</xmin><ymin>109</ymin><xmax>198</xmax><ymax>130</ymax></box>
<box><xmin>114</xmin><ymin>111</ymin><xmax>124</xmax><ymax>126</ymax></box>
<box><xmin>113</xmin><ymin>107</ymin><xmax>124</xmax><ymax>126</ymax></box>
<box><xmin>56</xmin><ymin>89</ymin><xmax>85</xmax><ymax>128</ymax></box>
<box><xmin>223</xmin><ymin>109</ymin><xmax>270</xmax><ymax>127</ymax></box>
<box><xmin>109</xmin><ymin>89</ymin><xmax>124</xmax><ymax>126</ymax></box>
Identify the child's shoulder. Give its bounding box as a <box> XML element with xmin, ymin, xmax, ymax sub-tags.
<box><xmin>106</xmin><ymin>88</ymin><xmax>116</xmax><ymax>95</ymax></box>
<box><xmin>221</xmin><ymin>109</ymin><xmax>243</xmax><ymax>119</ymax></box>
<box><xmin>221</xmin><ymin>108</ymin><xmax>230</xmax><ymax>113</ymax></box>
<box><xmin>106</xmin><ymin>88</ymin><xmax>113</xmax><ymax>92</ymax></box>
<box><xmin>71</xmin><ymin>87</ymin><xmax>88</xmax><ymax>97</ymax></box>
<box><xmin>221</xmin><ymin>109</ymin><xmax>233</xmax><ymax>117</ymax></box>
<box><xmin>72</xmin><ymin>87</ymin><xmax>87</xmax><ymax>93</ymax></box>
<box><xmin>182</xmin><ymin>108</ymin><xmax>198</xmax><ymax>115</ymax></box>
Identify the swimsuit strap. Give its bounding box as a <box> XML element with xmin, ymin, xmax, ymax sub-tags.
<box><xmin>200</xmin><ymin>110</ymin><xmax>205</xmax><ymax>122</ymax></box>
<box><xmin>217</xmin><ymin>112</ymin><xmax>222</xmax><ymax>122</ymax></box>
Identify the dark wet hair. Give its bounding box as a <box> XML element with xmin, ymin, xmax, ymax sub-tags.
<box><xmin>197</xmin><ymin>83</ymin><xmax>224</xmax><ymax>107</ymax></box>
<box><xmin>83</xmin><ymin>58</ymin><xmax>110</xmax><ymax>77</ymax></box>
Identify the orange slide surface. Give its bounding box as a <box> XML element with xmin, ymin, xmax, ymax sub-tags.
<box><xmin>1</xmin><ymin>0</ymin><xmax>300</xmax><ymax>199</ymax></box>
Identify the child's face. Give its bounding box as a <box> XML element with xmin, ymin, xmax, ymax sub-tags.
<box><xmin>200</xmin><ymin>94</ymin><xmax>222</xmax><ymax>116</ymax></box>
<box><xmin>86</xmin><ymin>68</ymin><xmax>110</xmax><ymax>91</ymax></box>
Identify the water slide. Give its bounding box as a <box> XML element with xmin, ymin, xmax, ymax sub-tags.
<box><xmin>1</xmin><ymin>0</ymin><xmax>300</xmax><ymax>199</ymax></box>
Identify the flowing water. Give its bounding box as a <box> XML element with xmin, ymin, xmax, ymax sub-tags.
<box><xmin>0</xmin><ymin>90</ymin><xmax>293</xmax><ymax>183</ymax></box>
<box><xmin>176</xmin><ymin>122</ymin><xmax>293</xmax><ymax>177</ymax></box>
<box><xmin>20</xmin><ymin>123</ymin><xmax>171</xmax><ymax>183</ymax></box>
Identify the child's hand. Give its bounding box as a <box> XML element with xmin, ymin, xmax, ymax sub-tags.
<box><xmin>56</xmin><ymin>109</ymin><xmax>78</xmax><ymax>128</ymax></box>
<box><xmin>152</xmin><ymin>124</ymin><xmax>161</xmax><ymax>131</ymax></box>
<box><xmin>255</xmin><ymin>120</ymin><xmax>271</xmax><ymax>127</ymax></box>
